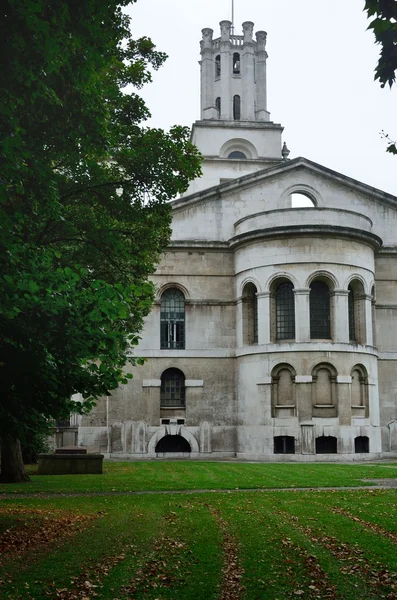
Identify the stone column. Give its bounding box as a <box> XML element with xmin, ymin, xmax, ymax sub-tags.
<box><xmin>257</xmin><ymin>292</ymin><xmax>270</xmax><ymax>345</ymax></box>
<box><xmin>220</xmin><ymin>20</ymin><xmax>232</xmax><ymax>119</ymax></box>
<box><xmin>336</xmin><ymin>376</ymin><xmax>352</xmax><ymax>425</ymax></box>
<box><xmin>368</xmin><ymin>377</ymin><xmax>380</xmax><ymax>427</ymax></box>
<box><xmin>241</xmin><ymin>21</ymin><xmax>255</xmax><ymax>120</ymax></box>
<box><xmin>200</xmin><ymin>28</ymin><xmax>216</xmax><ymax>119</ymax></box>
<box><xmin>236</xmin><ymin>297</ymin><xmax>243</xmax><ymax>347</ymax></box>
<box><xmin>364</xmin><ymin>294</ymin><xmax>373</xmax><ymax>346</ymax></box>
<box><xmin>295</xmin><ymin>376</ymin><xmax>313</xmax><ymax>422</ymax></box>
<box><xmin>294</xmin><ymin>289</ymin><xmax>310</xmax><ymax>342</ymax></box>
<box><xmin>333</xmin><ymin>289</ymin><xmax>349</xmax><ymax>343</ymax></box>
<box><xmin>255</xmin><ymin>30</ymin><xmax>270</xmax><ymax>121</ymax></box>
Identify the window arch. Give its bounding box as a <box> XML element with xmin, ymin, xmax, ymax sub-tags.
<box><xmin>215</xmin><ymin>96</ymin><xmax>221</xmax><ymax>115</ymax></box>
<box><xmin>242</xmin><ymin>283</ymin><xmax>258</xmax><ymax>345</ymax></box>
<box><xmin>354</xmin><ymin>436</ymin><xmax>369</xmax><ymax>453</ymax></box>
<box><xmin>215</xmin><ymin>55</ymin><xmax>221</xmax><ymax>77</ymax></box>
<box><xmin>160</xmin><ymin>368</ymin><xmax>185</xmax><ymax>408</ymax></box>
<box><xmin>271</xmin><ymin>363</ymin><xmax>296</xmax><ymax>417</ymax></box>
<box><xmin>233</xmin><ymin>52</ymin><xmax>240</xmax><ymax>74</ymax></box>
<box><xmin>233</xmin><ymin>95</ymin><xmax>241</xmax><ymax>120</ymax></box>
<box><xmin>160</xmin><ymin>288</ymin><xmax>185</xmax><ymax>349</ymax></box>
<box><xmin>351</xmin><ymin>364</ymin><xmax>368</xmax><ymax>417</ymax></box>
<box><xmin>310</xmin><ymin>280</ymin><xmax>331</xmax><ymax>339</ymax></box>
<box><xmin>312</xmin><ymin>363</ymin><xmax>337</xmax><ymax>417</ymax></box>
<box><xmin>348</xmin><ymin>279</ymin><xmax>366</xmax><ymax>344</ymax></box>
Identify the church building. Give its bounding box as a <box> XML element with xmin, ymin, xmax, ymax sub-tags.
<box><xmin>63</xmin><ymin>19</ymin><xmax>397</xmax><ymax>459</ymax></box>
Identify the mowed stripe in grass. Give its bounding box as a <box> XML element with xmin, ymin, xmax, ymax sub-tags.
<box><xmin>0</xmin><ymin>490</ymin><xmax>397</xmax><ymax>599</ymax></box>
<box><xmin>1</xmin><ymin>461</ymin><xmax>397</xmax><ymax>495</ymax></box>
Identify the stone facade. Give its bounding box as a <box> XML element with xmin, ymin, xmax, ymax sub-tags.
<box><xmin>73</xmin><ymin>20</ymin><xmax>397</xmax><ymax>460</ymax></box>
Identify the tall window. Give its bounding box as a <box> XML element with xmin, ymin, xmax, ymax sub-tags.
<box><xmin>233</xmin><ymin>95</ymin><xmax>241</xmax><ymax>120</ymax></box>
<box><xmin>233</xmin><ymin>52</ymin><xmax>240</xmax><ymax>74</ymax></box>
<box><xmin>276</xmin><ymin>282</ymin><xmax>295</xmax><ymax>340</ymax></box>
<box><xmin>160</xmin><ymin>289</ymin><xmax>185</xmax><ymax>349</ymax></box>
<box><xmin>160</xmin><ymin>368</ymin><xmax>185</xmax><ymax>408</ymax></box>
<box><xmin>215</xmin><ymin>96</ymin><xmax>221</xmax><ymax>115</ymax></box>
<box><xmin>242</xmin><ymin>283</ymin><xmax>258</xmax><ymax>344</ymax></box>
<box><xmin>348</xmin><ymin>285</ymin><xmax>356</xmax><ymax>342</ymax></box>
<box><xmin>215</xmin><ymin>55</ymin><xmax>221</xmax><ymax>77</ymax></box>
<box><xmin>310</xmin><ymin>281</ymin><xmax>331</xmax><ymax>339</ymax></box>
<box><xmin>348</xmin><ymin>280</ymin><xmax>366</xmax><ymax>344</ymax></box>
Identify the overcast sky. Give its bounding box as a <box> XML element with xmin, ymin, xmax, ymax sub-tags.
<box><xmin>126</xmin><ymin>0</ymin><xmax>397</xmax><ymax>195</ymax></box>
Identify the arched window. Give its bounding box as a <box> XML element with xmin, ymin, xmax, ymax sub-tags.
<box><xmin>215</xmin><ymin>96</ymin><xmax>221</xmax><ymax>115</ymax></box>
<box><xmin>290</xmin><ymin>193</ymin><xmax>316</xmax><ymax>208</ymax></box>
<box><xmin>242</xmin><ymin>283</ymin><xmax>258</xmax><ymax>344</ymax></box>
<box><xmin>160</xmin><ymin>289</ymin><xmax>185</xmax><ymax>349</ymax></box>
<box><xmin>160</xmin><ymin>368</ymin><xmax>185</xmax><ymax>408</ymax></box>
<box><xmin>215</xmin><ymin>55</ymin><xmax>221</xmax><ymax>77</ymax></box>
<box><xmin>348</xmin><ymin>280</ymin><xmax>366</xmax><ymax>344</ymax></box>
<box><xmin>371</xmin><ymin>285</ymin><xmax>376</xmax><ymax>346</ymax></box>
<box><xmin>275</xmin><ymin>281</ymin><xmax>295</xmax><ymax>340</ymax></box>
<box><xmin>310</xmin><ymin>281</ymin><xmax>331</xmax><ymax>339</ymax></box>
<box><xmin>354</xmin><ymin>436</ymin><xmax>369</xmax><ymax>453</ymax></box>
<box><xmin>233</xmin><ymin>95</ymin><xmax>241</xmax><ymax>120</ymax></box>
<box><xmin>271</xmin><ymin>363</ymin><xmax>296</xmax><ymax>417</ymax></box>
<box><xmin>233</xmin><ymin>52</ymin><xmax>240</xmax><ymax>74</ymax></box>
<box><xmin>228</xmin><ymin>151</ymin><xmax>246</xmax><ymax>159</ymax></box>
<box><xmin>315</xmin><ymin>436</ymin><xmax>337</xmax><ymax>454</ymax></box>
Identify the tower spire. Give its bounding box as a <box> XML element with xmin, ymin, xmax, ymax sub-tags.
<box><xmin>231</xmin><ymin>0</ymin><xmax>235</xmax><ymax>34</ymax></box>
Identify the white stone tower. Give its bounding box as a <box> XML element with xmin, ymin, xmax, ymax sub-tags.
<box><xmin>184</xmin><ymin>20</ymin><xmax>285</xmax><ymax>195</ymax></box>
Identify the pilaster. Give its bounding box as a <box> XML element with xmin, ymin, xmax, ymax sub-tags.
<box><xmin>294</xmin><ymin>289</ymin><xmax>310</xmax><ymax>342</ymax></box>
<box><xmin>257</xmin><ymin>292</ymin><xmax>270</xmax><ymax>344</ymax></box>
<box><xmin>333</xmin><ymin>289</ymin><xmax>349</xmax><ymax>343</ymax></box>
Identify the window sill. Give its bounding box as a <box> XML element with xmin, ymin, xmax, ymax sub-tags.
<box><xmin>313</xmin><ymin>404</ymin><xmax>335</xmax><ymax>408</ymax></box>
<box><xmin>160</xmin><ymin>406</ymin><xmax>186</xmax><ymax>410</ymax></box>
<box><xmin>275</xmin><ymin>405</ymin><xmax>295</xmax><ymax>409</ymax></box>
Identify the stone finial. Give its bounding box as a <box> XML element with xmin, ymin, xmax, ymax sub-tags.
<box><xmin>220</xmin><ymin>20</ymin><xmax>232</xmax><ymax>42</ymax></box>
<box><xmin>255</xmin><ymin>30</ymin><xmax>267</xmax><ymax>47</ymax></box>
<box><xmin>201</xmin><ymin>27</ymin><xmax>214</xmax><ymax>51</ymax></box>
<box><xmin>242</xmin><ymin>21</ymin><xmax>254</xmax><ymax>43</ymax></box>
<box><xmin>282</xmin><ymin>142</ymin><xmax>291</xmax><ymax>160</ymax></box>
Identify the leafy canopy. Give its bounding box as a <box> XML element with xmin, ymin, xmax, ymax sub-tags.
<box><xmin>0</xmin><ymin>0</ymin><xmax>202</xmax><ymax>441</ymax></box>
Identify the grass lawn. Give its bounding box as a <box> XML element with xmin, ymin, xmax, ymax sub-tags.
<box><xmin>0</xmin><ymin>460</ymin><xmax>397</xmax><ymax>495</ymax></box>
<box><xmin>0</xmin><ymin>462</ymin><xmax>397</xmax><ymax>599</ymax></box>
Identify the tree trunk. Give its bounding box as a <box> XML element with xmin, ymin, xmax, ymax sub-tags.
<box><xmin>0</xmin><ymin>435</ymin><xmax>30</xmax><ymax>482</ymax></box>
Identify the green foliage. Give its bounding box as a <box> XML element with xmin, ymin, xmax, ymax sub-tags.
<box><xmin>365</xmin><ymin>0</ymin><xmax>397</xmax><ymax>88</ymax></box>
<box><xmin>0</xmin><ymin>1</ymin><xmax>202</xmax><ymax>446</ymax></box>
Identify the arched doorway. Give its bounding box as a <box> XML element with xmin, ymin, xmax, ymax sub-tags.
<box><xmin>155</xmin><ymin>435</ymin><xmax>191</xmax><ymax>453</ymax></box>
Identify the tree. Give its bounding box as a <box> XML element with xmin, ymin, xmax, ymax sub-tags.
<box><xmin>0</xmin><ymin>0</ymin><xmax>202</xmax><ymax>482</ymax></box>
<box><xmin>365</xmin><ymin>0</ymin><xmax>397</xmax><ymax>153</ymax></box>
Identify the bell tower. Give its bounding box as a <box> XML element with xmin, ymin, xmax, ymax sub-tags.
<box><xmin>184</xmin><ymin>20</ymin><xmax>286</xmax><ymax>196</ymax></box>
<box><xmin>200</xmin><ymin>20</ymin><xmax>270</xmax><ymax>122</ymax></box>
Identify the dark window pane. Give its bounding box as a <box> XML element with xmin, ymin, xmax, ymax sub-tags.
<box><xmin>233</xmin><ymin>95</ymin><xmax>241</xmax><ymax>120</ymax></box>
<box><xmin>310</xmin><ymin>281</ymin><xmax>331</xmax><ymax>339</ymax></box>
<box><xmin>228</xmin><ymin>151</ymin><xmax>246</xmax><ymax>159</ymax></box>
<box><xmin>315</xmin><ymin>436</ymin><xmax>337</xmax><ymax>454</ymax></box>
<box><xmin>354</xmin><ymin>436</ymin><xmax>369</xmax><ymax>453</ymax></box>
<box><xmin>274</xmin><ymin>436</ymin><xmax>295</xmax><ymax>454</ymax></box>
<box><xmin>276</xmin><ymin>282</ymin><xmax>295</xmax><ymax>340</ymax></box>
<box><xmin>160</xmin><ymin>289</ymin><xmax>185</xmax><ymax>349</ymax></box>
<box><xmin>348</xmin><ymin>286</ymin><xmax>356</xmax><ymax>342</ymax></box>
<box><xmin>160</xmin><ymin>368</ymin><xmax>185</xmax><ymax>408</ymax></box>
